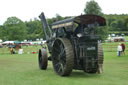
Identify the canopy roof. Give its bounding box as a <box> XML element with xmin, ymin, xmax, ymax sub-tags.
<box><xmin>52</xmin><ymin>14</ymin><xmax>106</xmax><ymax>29</ymax></box>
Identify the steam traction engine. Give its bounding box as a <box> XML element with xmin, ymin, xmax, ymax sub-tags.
<box><xmin>38</xmin><ymin>12</ymin><xmax>106</xmax><ymax>76</ymax></box>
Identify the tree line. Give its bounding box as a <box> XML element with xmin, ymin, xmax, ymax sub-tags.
<box><xmin>0</xmin><ymin>0</ymin><xmax>128</xmax><ymax>41</ymax></box>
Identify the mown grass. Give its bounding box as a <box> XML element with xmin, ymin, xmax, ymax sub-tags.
<box><xmin>0</xmin><ymin>44</ymin><xmax>128</xmax><ymax>85</ymax></box>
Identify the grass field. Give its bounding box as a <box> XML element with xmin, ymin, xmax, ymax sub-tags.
<box><xmin>0</xmin><ymin>45</ymin><xmax>128</xmax><ymax>85</ymax></box>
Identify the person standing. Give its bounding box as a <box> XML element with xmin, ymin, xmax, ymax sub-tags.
<box><xmin>121</xmin><ymin>42</ymin><xmax>125</xmax><ymax>55</ymax></box>
<box><xmin>117</xmin><ymin>43</ymin><xmax>122</xmax><ymax>56</ymax></box>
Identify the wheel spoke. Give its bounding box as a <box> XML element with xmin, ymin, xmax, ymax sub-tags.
<box><xmin>58</xmin><ymin>63</ymin><xmax>64</xmax><ymax>73</ymax></box>
<box><xmin>56</xmin><ymin>41</ymin><xmax>60</xmax><ymax>48</ymax></box>
<box><xmin>59</xmin><ymin>49</ymin><xmax>65</xmax><ymax>58</ymax></box>
<box><xmin>58</xmin><ymin>43</ymin><xmax>65</xmax><ymax>59</ymax></box>
<box><xmin>55</xmin><ymin>63</ymin><xmax>60</xmax><ymax>67</ymax></box>
<box><xmin>53</xmin><ymin>47</ymin><xmax>60</xmax><ymax>53</ymax></box>
<box><xmin>60</xmin><ymin>43</ymin><xmax>63</xmax><ymax>49</ymax></box>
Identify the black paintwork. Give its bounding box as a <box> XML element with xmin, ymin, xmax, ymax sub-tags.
<box><xmin>39</xmin><ymin>12</ymin><xmax>106</xmax><ymax>71</ymax></box>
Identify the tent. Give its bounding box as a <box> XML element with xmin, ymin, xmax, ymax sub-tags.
<box><xmin>2</xmin><ymin>41</ymin><xmax>14</xmax><ymax>44</ymax></box>
<box><xmin>14</xmin><ymin>41</ymin><xmax>21</xmax><ymax>44</ymax></box>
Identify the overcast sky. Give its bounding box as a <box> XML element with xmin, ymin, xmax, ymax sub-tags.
<box><xmin>0</xmin><ymin>0</ymin><xmax>128</xmax><ymax>25</ymax></box>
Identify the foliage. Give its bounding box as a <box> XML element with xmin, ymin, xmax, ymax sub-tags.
<box><xmin>3</xmin><ymin>17</ymin><xmax>27</xmax><ymax>41</ymax></box>
<box><xmin>55</xmin><ymin>14</ymin><xmax>64</xmax><ymax>21</ymax></box>
<box><xmin>124</xmin><ymin>17</ymin><xmax>128</xmax><ymax>31</ymax></box>
<box><xmin>105</xmin><ymin>14</ymin><xmax>128</xmax><ymax>31</ymax></box>
<box><xmin>96</xmin><ymin>26</ymin><xmax>108</xmax><ymax>40</ymax></box>
<box><xmin>84</xmin><ymin>0</ymin><xmax>107</xmax><ymax>40</ymax></box>
<box><xmin>24</xmin><ymin>14</ymin><xmax>63</xmax><ymax>41</ymax></box>
<box><xmin>0</xmin><ymin>26</ymin><xmax>3</xmax><ymax>39</ymax></box>
<box><xmin>84</xmin><ymin>0</ymin><xmax>103</xmax><ymax>16</ymax></box>
<box><xmin>25</xmin><ymin>18</ymin><xmax>43</xmax><ymax>40</ymax></box>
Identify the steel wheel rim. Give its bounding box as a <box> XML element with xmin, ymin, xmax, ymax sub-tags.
<box><xmin>52</xmin><ymin>40</ymin><xmax>66</xmax><ymax>75</ymax></box>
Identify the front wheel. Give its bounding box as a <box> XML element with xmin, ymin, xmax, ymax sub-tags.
<box><xmin>38</xmin><ymin>48</ymin><xmax>48</xmax><ymax>70</ymax></box>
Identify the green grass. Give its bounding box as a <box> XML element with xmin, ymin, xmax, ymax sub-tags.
<box><xmin>124</xmin><ymin>36</ymin><xmax>128</xmax><ymax>40</ymax></box>
<box><xmin>0</xmin><ymin>45</ymin><xmax>128</xmax><ymax>85</ymax></box>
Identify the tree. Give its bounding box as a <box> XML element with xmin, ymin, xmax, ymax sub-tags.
<box><xmin>55</xmin><ymin>14</ymin><xmax>64</xmax><ymax>21</ymax></box>
<box><xmin>3</xmin><ymin>17</ymin><xmax>27</xmax><ymax>41</ymax></box>
<box><xmin>0</xmin><ymin>26</ymin><xmax>3</xmax><ymax>39</ymax></box>
<box><xmin>96</xmin><ymin>26</ymin><xmax>108</xmax><ymax>40</ymax></box>
<box><xmin>84</xmin><ymin>0</ymin><xmax>107</xmax><ymax>40</ymax></box>
<box><xmin>25</xmin><ymin>18</ymin><xmax>43</xmax><ymax>40</ymax></box>
<box><xmin>105</xmin><ymin>14</ymin><xmax>128</xmax><ymax>31</ymax></box>
<box><xmin>84</xmin><ymin>0</ymin><xmax>103</xmax><ymax>16</ymax></box>
<box><xmin>124</xmin><ymin>17</ymin><xmax>128</xmax><ymax>31</ymax></box>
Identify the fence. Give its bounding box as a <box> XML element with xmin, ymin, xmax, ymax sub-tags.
<box><xmin>102</xmin><ymin>42</ymin><xmax>128</xmax><ymax>52</ymax></box>
<box><xmin>0</xmin><ymin>42</ymin><xmax>128</xmax><ymax>54</ymax></box>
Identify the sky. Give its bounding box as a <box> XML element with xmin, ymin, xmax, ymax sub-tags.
<box><xmin>0</xmin><ymin>0</ymin><xmax>128</xmax><ymax>25</ymax></box>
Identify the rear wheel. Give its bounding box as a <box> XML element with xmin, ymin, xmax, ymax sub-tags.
<box><xmin>52</xmin><ymin>38</ymin><xmax>74</xmax><ymax>76</ymax></box>
<box><xmin>38</xmin><ymin>48</ymin><xmax>48</xmax><ymax>70</ymax></box>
